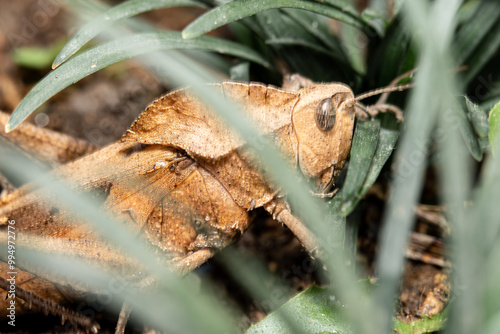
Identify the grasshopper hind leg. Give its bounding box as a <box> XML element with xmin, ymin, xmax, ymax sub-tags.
<box><xmin>264</xmin><ymin>200</ymin><xmax>322</xmax><ymax>260</ymax></box>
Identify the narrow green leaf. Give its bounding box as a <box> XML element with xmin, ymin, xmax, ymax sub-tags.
<box><xmin>339</xmin><ymin>23</ymin><xmax>366</xmax><ymax>77</ymax></box>
<box><xmin>340</xmin><ymin>119</ymin><xmax>380</xmax><ymax>215</ymax></box>
<box><xmin>265</xmin><ymin>37</ymin><xmax>333</xmax><ymax>55</ymax></box>
<box><xmin>341</xmin><ymin>127</ymin><xmax>399</xmax><ymax>215</ymax></box>
<box><xmin>365</xmin><ymin>17</ymin><xmax>416</xmax><ymax>89</ymax></box>
<box><xmin>281</xmin><ymin>8</ymin><xmax>347</xmax><ymax>56</ymax></box>
<box><xmin>255</xmin><ymin>9</ymin><xmax>329</xmax><ymax>80</ymax></box>
<box><xmin>246</xmin><ymin>285</ymin><xmax>353</xmax><ymax>334</ymax></box>
<box><xmin>182</xmin><ymin>0</ymin><xmax>366</xmax><ymax>39</ymax></box>
<box><xmin>6</xmin><ymin>32</ymin><xmax>268</xmax><ymax>132</ymax></box>
<box><xmin>53</xmin><ymin>0</ymin><xmax>206</xmax><ymax>68</ymax></box>
<box><xmin>359</xmin><ymin>128</ymin><xmax>399</xmax><ymax>193</ymax></box>
<box><xmin>455</xmin><ymin>1</ymin><xmax>500</xmax><ymax>70</ymax></box>
<box><xmin>361</xmin><ymin>8</ymin><xmax>386</xmax><ymax>36</ymax></box>
<box><xmin>463</xmin><ymin>22</ymin><xmax>500</xmax><ymax>86</ymax></box>
<box><xmin>310</xmin><ymin>0</ymin><xmax>358</xmax><ymax>16</ymax></box>
<box><xmin>464</xmin><ymin>96</ymin><xmax>489</xmax><ymax>138</ymax></box>
<box><xmin>458</xmin><ymin>100</ymin><xmax>483</xmax><ymax>161</ymax></box>
<box><xmin>488</xmin><ymin>101</ymin><xmax>500</xmax><ymax>155</ymax></box>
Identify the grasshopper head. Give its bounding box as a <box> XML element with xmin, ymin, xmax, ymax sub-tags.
<box><xmin>292</xmin><ymin>83</ymin><xmax>356</xmax><ymax>192</ymax></box>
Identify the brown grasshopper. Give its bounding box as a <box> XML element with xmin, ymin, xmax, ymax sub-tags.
<box><xmin>0</xmin><ymin>75</ymin><xmax>411</xmax><ymax>332</ymax></box>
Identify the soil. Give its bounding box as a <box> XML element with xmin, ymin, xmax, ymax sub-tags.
<box><xmin>0</xmin><ymin>1</ymin><xmax>449</xmax><ymax>333</ymax></box>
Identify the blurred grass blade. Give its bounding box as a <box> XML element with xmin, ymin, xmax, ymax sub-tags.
<box><xmin>340</xmin><ymin>119</ymin><xmax>380</xmax><ymax>215</ymax></box>
<box><xmin>246</xmin><ymin>285</ymin><xmax>353</xmax><ymax>334</ymax></box>
<box><xmin>341</xmin><ymin>126</ymin><xmax>399</xmax><ymax>215</ymax></box>
<box><xmin>374</xmin><ymin>0</ymin><xmax>462</xmax><ymax>332</ymax></box>
<box><xmin>53</xmin><ymin>0</ymin><xmax>206</xmax><ymax>68</ymax></box>
<box><xmin>324</xmin><ymin>196</ymin><xmax>347</xmax><ymax>253</ymax></box>
<box><xmin>472</xmin><ymin>138</ymin><xmax>500</xmax><ymax>256</ymax></box>
<box><xmin>452</xmin><ymin>113</ymin><xmax>500</xmax><ymax>334</ymax></box>
<box><xmin>218</xmin><ymin>249</ymin><xmax>302</xmax><ymax>333</ymax></box>
<box><xmin>6</xmin><ymin>32</ymin><xmax>269</xmax><ymax>132</ymax></box>
<box><xmin>182</xmin><ymin>0</ymin><xmax>367</xmax><ymax>39</ymax></box>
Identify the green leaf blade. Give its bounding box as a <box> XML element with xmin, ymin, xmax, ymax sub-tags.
<box><xmin>340</xmin><ymin>119</ymin><xmax>380</xmax><ymax>215</ymax></box>
<box><xmin>341</xmin><ymin>126</ymin><xmax>399</xmax><ymax>215</ymax></box>
<box><xmin>182</xmin><ymin>0</ymin><xmax>366</xmax><ymax>39</ymax></box>
<box><xmin>465</xmin><ymin>96</ymin><xmax>489</xmax><ymax>139</ymax></box>
<box><xmin>459</xmin><ymin>97</ymin><xmax>485</xmax><ymax>161</ymax></box>
<box><xmin>246</xmin><ymin>285</ymin><xmax>353</xmax><ymax>334</ymax></box>
<box><xmin>6</xmin><ymin>32</ymin><xmax>268</xmax><ymax>132</ymax></box>
<box><xmin>53</xmin><ymin>0</ymin><xmax>206</xmax><ymax>68</ymax></box>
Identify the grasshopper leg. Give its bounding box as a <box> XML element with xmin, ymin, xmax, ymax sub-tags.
<box><xmin>264</xmin><ymin>201</ymin><xmax>322</xmax><ymax>260</ymax></box>
<box><xmin>115</xmin><ymin>302</ymin><xmax>132</xmax><ymax>334</ymax></box>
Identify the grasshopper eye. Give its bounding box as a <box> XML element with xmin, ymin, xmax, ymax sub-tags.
<box><xmin>315</xmin><ymin>98</ymin><xmax>336</xmax><ymax>132</ymax></box>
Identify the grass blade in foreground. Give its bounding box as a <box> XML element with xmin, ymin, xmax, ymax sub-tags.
<box><xmin>182</xmin><ymin>0</ymin><xmax>366</xmax><ymax>39</ymax></box>
<box><xmin>374</xmin><ymin>0</ymin><xmax>462</xmax><ymax>332</ymax></box>
<box><xmin>6</xmin><ymin>32</ymin><xmax>269</xmax><ymax>132</ymax></box>
<box><xmin>53</xmin><ymin>0</ymin><xmax>206</xmax><ymax>68</ymax></box>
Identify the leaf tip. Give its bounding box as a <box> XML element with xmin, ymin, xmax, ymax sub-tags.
<box><xmin>52</xmin><ymin>47</ymin><xmax>70</xmax><ymax>69</ymax></box>
<box><xmin>5</xmin><ymin>123</ymin><xmax>12</xmax><ymax>133</ymax></box>
<box><xmin>181</xmin><ymin>30</ymin><xmax>193</xmax><ymax>39</ymax></box>
<box><xmin>51</xmin><ymin>56</ymin><xmax>63</xmax><ymax>69</ymax></box>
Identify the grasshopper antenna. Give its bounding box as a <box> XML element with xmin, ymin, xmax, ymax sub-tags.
<box><xmin>355</xmin><ymin>83</ymin><xmax>414</xmax><ymax>102</ymax></box>
<box><xmin>354</xmin><ymin>69</ymin><xmax>416</xmax><ymax>121</ymax></box>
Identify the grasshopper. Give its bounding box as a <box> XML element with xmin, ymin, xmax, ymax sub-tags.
<box><xmin>0</xmin><ymin>74</ymin><xmax>411</xmax><ymax>332</ymax></box>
